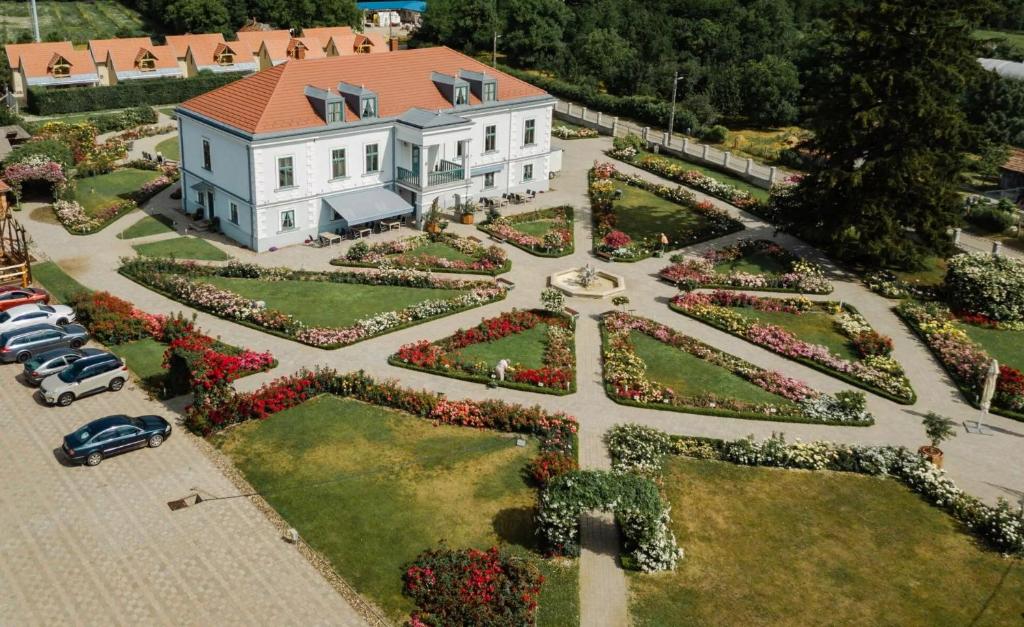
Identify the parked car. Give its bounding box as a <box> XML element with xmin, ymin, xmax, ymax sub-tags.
<box><xmin>40</xmin><ymin>352</ymin><xmax>128</xmax><ymax>406</ymax></box>
<box><xmin>62</xmin><ymin>414</ymin><xmax>171</xmax><ymax>466</ymax></box>
<box><xmin>0</xmin><ymin>323</ymin><xmax>89</xmax><ymax>364</ymax></box>
<box><xmin>0</xmin><ymin>286</ymin><xmax>49</xmax><ymax>311</ymax></box>
<box><xmin>22</xmin><ymin>347</ymin><xmax>106</xmax><ymax>386</ymax></box>
<box><xmin>0</xmin><ymin>303</ymin><xmax>75</xmax><ymax>334</ymax></box>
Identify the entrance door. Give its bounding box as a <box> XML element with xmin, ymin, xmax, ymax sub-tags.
<box><xmin>411</xmin><ymin>146</ymin><xmax>420</xmax><ymax>175</ymax></box>
<box><xmin>206</xmin><ymin>191</ymin><xmax>215</xmax><ymax>218</ymax></box>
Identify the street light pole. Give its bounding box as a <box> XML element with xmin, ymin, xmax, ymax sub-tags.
<box><xmin>667</xmin><ymin>71</ymin><xmax>684</xmax><ymax>147</ymax></box>
<box><xmin>492</xmin><ymin>32</ymin><xmax>501</xmax><ymax>67</ymax></box>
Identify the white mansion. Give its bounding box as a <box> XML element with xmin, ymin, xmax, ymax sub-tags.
<box><xmin>175</xmin><ymin>46</ymin><xmax>558</xmax><ymax>251</ymax></box>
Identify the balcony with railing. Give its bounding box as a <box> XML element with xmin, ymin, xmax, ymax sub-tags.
<box><xmin>397</xmin><ymin>166</ymin><xmax>418</xmax><ymax>186</ymax></box>
<box><xmin>396</xmin><ymin>158</ymin><xmax>465</xmax><ymax>190</ymax></box>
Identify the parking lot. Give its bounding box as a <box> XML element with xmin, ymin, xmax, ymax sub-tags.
<box><xmin>0</xmin><ymin>364</ymin><xmax>365</xmax><ymax>625</ymax></box>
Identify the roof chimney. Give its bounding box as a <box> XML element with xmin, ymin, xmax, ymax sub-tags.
<box><xmin>389</xmin><ymin>37</ymin><xmax>399</xmax><ymax>52</ymax></box>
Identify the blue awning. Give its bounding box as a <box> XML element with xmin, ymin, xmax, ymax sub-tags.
<box><xmin>323</xmin><ymin>187</ymin><xmax>413</xmax><ymax>227</ymax></box>
<box><xmin>470</xmin><ymin>163</ymin><xmax>503</xmax><ymax>177</ymax></box>
<box><xmin>357</xmin><ymin>0</ymin><xmax>426</xmax><ymax>11</ymax></box>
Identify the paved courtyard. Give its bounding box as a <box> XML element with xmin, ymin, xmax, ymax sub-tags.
<box><xmin>9</xmin><ymin>132</ymin><xmax>1024</xmax><ymax>626</ymax></box>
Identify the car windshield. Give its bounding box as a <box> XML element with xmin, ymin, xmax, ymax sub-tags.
<box><xmin>70</xmin><ymin>426</ymin><xmax>92</xmax><ymax>443</ymax></box>
<box><xmin>25</xmin><ymin>356</ymin><xmax>47</xmax><ymax>369</ymax></box>
<box><xmin>57</xmin><ymin>364</ymin><xmax>82</xmax><ymax>383</ymax></box>
<box><xmin>129</xmin><ymin>417</ymin><xmax>144</xmax><ymax>428</ymax></box>
<box><xmin>39</xmin><ymin>305</ymin><xmax>54</xmax><ymax>313</ymax></box>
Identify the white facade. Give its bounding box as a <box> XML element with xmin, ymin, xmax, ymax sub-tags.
<box><xmin>179</xmin><ymin>98</ymin><xmax>556</xmax><ymax>252</ymax></box>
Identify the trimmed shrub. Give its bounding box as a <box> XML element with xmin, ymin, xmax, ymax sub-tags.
<box><xmin>701</xmin><ymin>125</ymin><xmax>729</xmax><ymax>143</ymax></box>
<box><xmin>945</xmin><ymin>253</ymin><xmax>1024</xmax><ymax>322</ymax></box>
<box><xmin>28</xmin><ymin>72</ymin><xmax>249</xmax><ymax>115</ymax></box>
<box><xmin>965</xmin><ymin>203</ymin><xmax>1017</xmax><ymax>233</ymax></box>
<box><xmin>3</xmin><ymin>139</ymin><xmax>73</xmax><ymax>169</ymax></box>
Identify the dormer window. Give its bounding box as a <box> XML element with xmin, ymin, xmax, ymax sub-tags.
<box><xmin>49</xmin><ymin>56</ymin><xmax>70</xmax><ymax>78</ymax></box>
<box><xmin>137</xmin><ymin>51</ymin><xmax>156</xmax><ymax>71</ymax></box>
<box><xmin>361</xmin><ymin>97</ymin><xmax>377</xmax><ymax>118</ymax></box>
<box><xmin>483</xmin><ymin>81</ymin><xmax>496</xmax><ymax>102</ymax></box>
<box><xmin>327</xmin><ymin>101</ymin><xmax>344</xmax><ymax>123</ymax></box>
<box><xmin>217</xmin><ymin>52</ymin><xmax>234</xmax><ymax>66</ymax></box>
<box><xmin>454</xmin><ymin>85</ymin><xmax>468</xmax><ymax>106</ymax></box>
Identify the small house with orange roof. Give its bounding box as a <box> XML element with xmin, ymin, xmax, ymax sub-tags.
<box><xmin>300</xmin><ymin>26</ymin><xmax>389</xmax><ymax>57</ymax></box>
<box><xmin>3</xmin><ymin>41</ymin><xmax>99</xmax><ymax>101</ymax></box>
<box><xmin>89</xmin><ymin>37</ymin><xmax>181</xmax><ymax>85</ymax></box>
<box><xmin>254</xmin><ymin>36</ymin><xmax>326</xmax><ymax>70</ymax></box>
<box><xmin>165</xmin><ymin>33</ymin><xmax>258</xmax><ymax>77</ymax></box>
<box><xmin>1000</xmin><ymin>147</ymin><xmax>1024</xmax><ymax>191</ymax></box>
<box><xmin>235</xmin><ymin>29</ymin><xmax>291</xmax><ymax>65</ymax></box>
<box><xmin>175</xmin><ymin>46</ymin><xmax>556</xmax><ymax>251</ymax></box>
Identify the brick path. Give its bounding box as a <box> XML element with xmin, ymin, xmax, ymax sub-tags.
<box><xmin>16</xmin><ymin>134</ymin><xmax>1024</xmax><ymax>626</ymax></box>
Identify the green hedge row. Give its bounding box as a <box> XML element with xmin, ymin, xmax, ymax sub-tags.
<box><xmin>28</xmin><ymin>72</ymin><xmax>249</xmax><ymax>115</ymax></box>
<box><xmin>497</xmin><ymin>64</ymin><xmax>701</xmax><ymax>135</ymax></box>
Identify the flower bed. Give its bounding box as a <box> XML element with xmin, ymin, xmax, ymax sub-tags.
<box><xmin>478</xmin><ymin>205</ymin><xmax>574</xmax><ymax>258</ymax></box>
<box><xmin>552</xmin><ymin>124</ymin><xmax>598</xmax><ymax>139</ymax></box>
<box><xmin>607</xmin><ymin>147</ymin><xmax>765</xmax><ymax>211</ymax></box>
<box><xmin>658</xmin><ymin>239</ymin><xmax>832</xmax><ymax>294</ymax></box>
<box><xmin>897</xmin><ymin>301</ymin><xmax>1024</xmax><ymax>420</ymax></box>
<box><xmin>390</xmin><ymin>309</ymin><xmax>576</xmax><ymax>395</ymax></box>
<box><xmin>119</xmin><ymin>258</ymin><xmax>507</xmax><ymax>349</ymax></box>
<box><xmin>606</xmin><ymin>425</ymin><xmax>1023</xmax><ymax>558</ymax></box>
<box><xmin>589</xmin><ymin>162</ymin><xmax>744</xmax><ymax>262</ymax></box>
<box><xmin>600</xmin><ymin>312</ymin><xmax>874</xmax><ymax>425</ymax></box>
<box><xmin>862</xmin><ymin>269</ymin><xmax>942</xmax><ymax>300</ymax></box>
<box><xmin>331</xmin><ymin>232</ymin><xmax>510</xmax><ymax>275</ymax></box>
<box><xmin>944</xmin><ymin>253</ymin><xmax>1024</xmax><ymax>322</ymax></box>
<box><xmin>68</xmin><ymin>290</ymin><xmax>275</xmax><ymax>398</ymax></box>
<box><xmin>54</xmin><ymin>163</ymin><xmax>179</xmax><ymax>235</ymax></box>
<box><xmin>670</xmin><ymin>291</ymin><xmax>915</xmax><ymax>403</ymax></box>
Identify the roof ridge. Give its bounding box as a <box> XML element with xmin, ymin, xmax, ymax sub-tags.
<box><xmin>252</xmin><ymin>63</ymin><xmax>291</xmax><ymax>132</ymax></box>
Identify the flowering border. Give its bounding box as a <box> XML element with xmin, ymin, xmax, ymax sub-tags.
<box><xmin>55</xmin><ymin>163</ymin><xmax>179</xmax><ymax>235</ymax></box>
<box><xmin>658</xmin><ymin>239</ymin><xmax>832</xmax><ymax>294</ymax></box>
<box><xmin>606</xmin><ymin>425</ymin><xmax>1023</xmax><ymax>558</ymax></box>
<box><xmin>897</xmin><ymin>301</ymin><xmax>1024</xmax><ymax>421</ymax></box>
<box><xmin>671</xmin><ymin>291</ymin><xmax>916</xmax><ymax>404</ymax></box>
<box><xmin>552</xmin><ymin>124</ymin><xmax>598</xmax><ymax>140</ymax></box>
<box><xmin>330</xmin><ymin>232</ymin><xmax>511</xmax><ymax>276</ymax></box>
<box><xmin>478</xmin><ymin>205</ymin><xmax>575</xmax><ymax>258</ymax></box>
<box><xmin>589</xmin><ymin>162</ymin><xmax>744</xmax><ymax>262</ymax></box>
<box><xmin>390</xmin><ymin>309</ymin><xmax>577</xmax><ymax>395</ymax></box>
<box><xmin>600</xmin><ymin>311</ymin><xmax>875</xmax><ymax>425</ymax></box>
<box><xmin>119</xmin><ymin>258</ymin><xmax>507</xmax><ymax>349</ymax></box>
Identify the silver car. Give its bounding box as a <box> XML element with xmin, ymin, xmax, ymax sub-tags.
<box><xmin>0</xmin><ymin>323</ymin><xmax>89</xmax><ymax>364</ymax></box>
<box><xmin>0</xmin><ymin>303</ymin><xmax>76</xmax><ymax>334</ymax></box>
<box><xmin>40</xmin><ymin>352</ymin><xmax>129</xmax><ymax>407</ymax></box>
<box><xmin>23</xmin><ymin>347</ymin><xmax>105</xmax><ymax>386</ymax></box>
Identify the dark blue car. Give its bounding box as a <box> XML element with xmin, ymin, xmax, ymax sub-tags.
<box><xmin>62</xmin><ymin>415</ymin><xmax>172</xmax><ymax>466</ymax></box>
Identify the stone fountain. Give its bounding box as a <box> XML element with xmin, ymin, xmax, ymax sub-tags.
<box><xmin>549</xmin><ymin>264</ymin><xmax>626</xmax><ymax>299</ymax></box>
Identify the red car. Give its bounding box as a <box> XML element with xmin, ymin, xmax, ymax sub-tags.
<box><xmin>0</xmin><ymin>286</ymin><xmax>50</xmax><ymax>312</ymax></box>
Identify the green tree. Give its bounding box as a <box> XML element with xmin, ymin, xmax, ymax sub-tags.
<box><xmin>499</xmin><ymin>0</ymin><xmax>569</xmax><ymax>70</ymax></box>
<box><xmin>777</xmin><ymin>0</ymin><xmax>988</xmax><ymax>268</ymax></box>
<box><xmin>740</xmin><ymin>55</ymin><xmax>800</xmax><ymax>125</ymax></box>
<box><xmin>165</xmin><ymin>0</ymin><xmax>230</xmax><ymax>33</ymax></box>
<box><xmin>412</xmin><ymin>0</ymin><xmax>497</xmax><ymax>55</ymax></box>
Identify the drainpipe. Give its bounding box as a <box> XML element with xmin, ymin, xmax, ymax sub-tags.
<box><xmin>248</xmin><ymin>144</ymin><xmax>257</xmax><ymax>251</ymax></box>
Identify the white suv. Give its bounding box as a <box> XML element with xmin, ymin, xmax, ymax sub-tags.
<box><xmin>40</xmin><ymin>352</ymin><xmax>129</xmax><ymax>407</ymax></box>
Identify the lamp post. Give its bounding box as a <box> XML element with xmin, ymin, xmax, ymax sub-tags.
<box><xmin>667</xmin><ymin>71</ymin><xmax>685</xmax><ymax>147</ymax></box>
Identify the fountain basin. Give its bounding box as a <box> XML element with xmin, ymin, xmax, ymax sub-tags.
<box><xmin>549</xmin><ymin>267</ymin><xmax>626</xmax><ymax>298</ymax></box>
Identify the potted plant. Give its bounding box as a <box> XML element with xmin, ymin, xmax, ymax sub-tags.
<box><xmin>458</xmin><ymin>201</ymin><xmax>478</xmax><ymax>225</ymax></box>
<box><xmin>919</xmin><ymin>411</ymin><xmax>956</xmax><ymax>468</ymax></box>
<box><xmin>424</xmin><ymin>199</ymin><xmax>442</xmax><ymax>233</ymax></box>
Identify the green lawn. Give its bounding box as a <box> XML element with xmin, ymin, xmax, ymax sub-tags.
<box><xmin>637</xmin><ymin>149</ymin><xmax>771</xmax><ymax>201</ymax></box>
<box><xmin>108</xmin><ymin>338</ymin><xmax>168</xmax><ymax>393</ymax></box>
<box><xmin>629</xmin><ymin>457</ymin><xmax>1024</xmax><ymax>626</ymax></box>
<box><xmin>202</xmin><ymin>276</ymin><xmax>466</xmax><ymax>328</ymax></box>
<box><xmin>514</xmin><ymin>219</ymin><xmax>561</xmax><ymax>238</ymax></box>
<box><xmin>31</xmin><ymin>261</ymin><xmax>90</xmax><ymax>302</ymax></box>
<box><xmin>118</xmin><ymin>214</ymin><xmax>175</xmax><ymax>240</ymax></box>
<box><xmin>961</xmin><ymin>323</ymin><xmax>1024</xmax><ymax>370</ymax></box>
<box><xmin>133</xmin><ymin>236</ymin><xmax>229</xmax><ymax>261</ymax></box>
<box><xmin>729</xmin><ymin>306</ymin><xmax>859</xmax><ymax>361</ymax></box>
<box><xmin>629</xmin><ymin>331</ymin><xmax>792</xmax><ymax>405</ymax></box>
<box><xmin>974</xmin><ymin>28</ymin><xmax>1024</xmax><ymax>54</ymax></box>
<box><xmin>74</xmin><ymin>168</ymin><xmax>161</xmax><ymax>215</ymax></box>
<box><xmin>713</xmin><ymin>250</ymin><xmax>789</xmax><ymax>275</ymax></box>
<box><xmin>396</xmin><ymin>240</ymin><xmax>474</xmax><ymax>263</ymax></box>
<box><xmin>613</xmin><ymin>180</ymin><xmax>712</xmax><ymax>245</ymax></box>
<box><xmin>455</xmin><ymin>323</ymin><xmax>549</xmax><ymax>369</ymax></box>
<box><xmin>891</xmin><ymin>255</ymin><xmax>948</xmax><ymax>287</ymax></box>
<box><xmin>156</xmin><ymin>136</ymin><xmax>180</xmax><ymax>161</ymax></box>
<box><xmin>215</xmin><ymin>395</ymin><xmax>578</xmax><ymax>626</ymax></box>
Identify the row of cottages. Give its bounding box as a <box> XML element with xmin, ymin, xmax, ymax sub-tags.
<box><xmin>176</xmin><ymin>46</ymin><xmax>557</xmax><ymax>252</ymax></box>
<box><xmin>4</xmin><ymin>27</ymin><xmax>390</xmax><ymax>103</ymax></box>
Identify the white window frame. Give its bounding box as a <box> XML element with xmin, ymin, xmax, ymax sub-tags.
<box><xmin>331</xmin><ymin>148</ymin><xmax>347</xmax><ymax>179</ymax></box>
<box><xmin>484</xmin><ymin>172</ymin><xmax>495</xmax><ymax>189</ymax></box>
<box><xmin>524</xmin><ymin>119</ymin><xmax>536</xmax><ymax>146</ymax></box>
<box><xmin>523</xmin><ymin>164</ymin><xmax>534</xmax><ymax>182</ymax></box>
<box><xmin>364</xmin><ymin>143</ymin><xmax>380</xmax><ymax>174</ymax></box>
<box><xmin>327</xmin><ymin>101</ymin><xmax>343</xmax><ymax>123</ymax></box>
<box><xmin>361</xmin><ymin>97</ymin><xmax>377</xmax><ymax>118</ymax></box>
<box><xmin>483</xmin><ymin>82</ymin><xmax>496</xmax><ymax>102</ymax></box>
<box><xmin>229</xmin><ymin>202</ymin><xmax>239</xmax><ymax>224</ymax></box>
<box><xmin>277</xmin><ymin>156</ymin><xmax>295</xmax><ymax>189</ymax></box>
<box><xmin>454</xmin><ymin>85</ymin><xmax>468</xmax><ymax>105</ymax></box>
<box><xmin>484</xmin><ymin>125</ymin><xmax>496</xmax><ymax>153</ymax></box>
<box><xmin>280</xmin><ymin>209</ymin><xmax>296</xmax><ymax>232</ymax></box>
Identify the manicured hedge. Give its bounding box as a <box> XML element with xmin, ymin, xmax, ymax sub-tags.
<box><xmin>28</xmin><ymin>72</ymin><xmax>249</xmax><ymax>115</ymax></box>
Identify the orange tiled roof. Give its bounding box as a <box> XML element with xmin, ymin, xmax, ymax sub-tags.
<box><xmin>1003</xmin><ymin>147</ymin><xmax>1024</xmax><ymax>175</ymax></box>
<box><xmin>191</xmin><ymin>38</ymin><xmax>255</xmax><ymax>67</ymax></box>
<box><xmin>89</xmin><ymin>37</ymin><xmax>177</xmax><ymax>72</ymax></box>
<box><xmin>235</xmin><ymin>29</ymin><xmax>291</xmax><ymax>56</ymax></box>
<box><xmin>4</xmin><ymin>41</ymin><xmax>95</xmax><ymax>77</ymax></box>
<box><xmin>165</xmin><ymin>33</ymin><xmax>226</xmax><ymax>59</ymax></box>
<box><xmin>300</xmin><ymin>26</ymin><xmax>387</xmax><ymax>55</ymax></box>
<box><xmin>180</xmin><ymin>46</ymin><xmax>547</xmax><ymax>134</ymax></box>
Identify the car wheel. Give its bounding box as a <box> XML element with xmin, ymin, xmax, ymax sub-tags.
<box><xmin>148</xmin><ymin>434</ymin><xmax>164</xmax><ymax>448</ymax></box>
<box><xmin>57</xmin><ymin>392</ymin><xmax>74</xmax><ymax>407</ymax></box>
<box><xmin>108</xmin><ymin>378</ymin><xmax>125</xmax><ymax>392</ymax></box>
<box><xmin>56</xmin><ymin>317</ymin><xmax>68</xmax><ymax>325</ymax></box>
<box><xmin>15</xmin><ymin>352</ymin><xmax>30</xmax><ymax>363</ymax></box>
<box><xmin>85</xmin><ymin>452</ymin><xmax>103</xmax><ymax>467</ymax></box>
<box><xmin>69</xmin><ymin>339</ymin><xmax>83</xmax><ymax>349</ymax></box>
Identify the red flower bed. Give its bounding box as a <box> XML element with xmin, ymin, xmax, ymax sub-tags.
<box><xmin>527</xmin><ymin>451</ymin><xmax>578</xmax><ymax>485</ymax></box>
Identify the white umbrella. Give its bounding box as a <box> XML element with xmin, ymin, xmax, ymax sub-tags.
<box><xmin>970</xmin><ymin>359</ymin><xmax>999</xmax><ymax>434</ymax></box>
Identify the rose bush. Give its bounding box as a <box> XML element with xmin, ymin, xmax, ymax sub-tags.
<box><xmin>660</xmin><ymin>239</ymin><xmax>831</xmax><ymax>294</ymax></box>
<box><xmin>333</xmin><ymin>232</ymin><xmax>510</xmax><ymax>275</ymax></box>
<box><xmin>478</xmin><ymin>206</ymin><xmax>574</xmax><ymax>257</ymax></box>
<box><xmin>945</xmin><ymin>253</ymin><xmax>1024</xmax><ymax>322</ymax></box>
